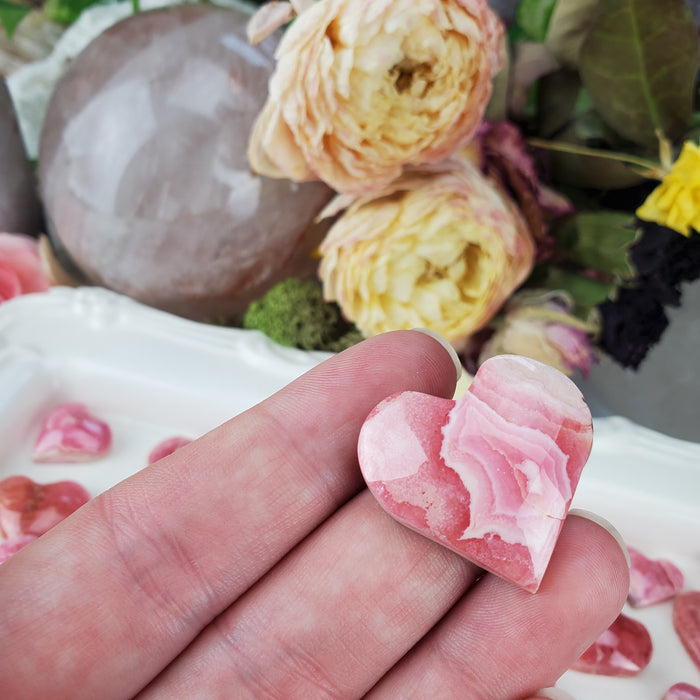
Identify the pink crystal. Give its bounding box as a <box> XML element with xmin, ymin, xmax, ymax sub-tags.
<box><xmin>627</xmin><ymin>545</ymin><xmax>684</xmax><ymax>607</ymax></box>
<box><xmin>39</xmin><ymin>5</ymin><xmax>332</xmax><ymax>321</ymax></box>
<box><xmin>0</xmin><ymin>534</ymin><xmax>38</xmax><ymax>563</ymax></box>
<box><xmin>147</xmin><ymin>436</ymin><xmax>192</xmax><ymax>464</ymax></box>
<box><xmin>665</xmin><ymin>683</ymin><xmax>700</xmax><ymax>700</ymax></box>
<box><xmin>0</xmin><ymin>475</ymin><xmax>90</xmax><ymax>538</ymax></box>
<box><xmin>33</xmin><ymin>402</ymin><xmax>112</xmax><ymax>463</ymax></box>
<box><xmin>357</xmin><ymin>354</ymin><xmax>593</xmax><ymax>593</ymax></box>
<box><xmin>571</xmin><ymin>613</ymin><xmax>653</xmax><ymax>677</ymax></box>
<box><xmin>674</xmin><ymin>591</ymin><xmax>700</xmax><ymax>670</ymax></box>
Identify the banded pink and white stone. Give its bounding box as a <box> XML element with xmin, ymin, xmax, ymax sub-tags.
<box><xmin>628</xmin><ymin>546</ymin><xmax>684</xmax><ymax>608</ymax></box>
<box><xmin>358</xmin><ymin>354</ymin><xmax>593</xmax><ymax>593</ymax></box>
<box><xmin>665</xmin><ymin>683</ymin><xmax>700</xmax><ymax>700</ymax></box>
<box><xmin>33</xmin><ymin>403</ymin><xmax>112</xmax><ymax>463</ymax></box>
<box><xmin>147</xmin><ymin>436</ymin><xmax>192</xmax><ymax>465</ymax></box>
<box><xmin>674</xmin><ymin>591</ymin><xmax>700</xmax><ymax>671</ymax></box>
<box><xmin>571</xmin><ymin>613</ymin><xmax>653</xmax><ymax>677</ymax></box>
<box><xmin>0</xmin><ymin>475</ymin><xmax>90</xmax><ymax>538</ymax></box>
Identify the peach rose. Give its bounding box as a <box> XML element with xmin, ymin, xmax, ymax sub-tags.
<box><xmin>0</xmin><ymin>233</ymin><xmax>50</xmax><ymax>303</ymax></box>
<box><xmin>318</xmin><ymin>156</ymin><xmax>535</xmax><ymax>344</ymax></box>
<box><xmin>248</xmin><ymin>0</ymin><xmax>504</xmax><ymax>194</ymax></box>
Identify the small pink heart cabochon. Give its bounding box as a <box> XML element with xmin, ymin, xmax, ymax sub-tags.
<box><xmin>358</xmin><ymin>354</ymin><xmax>593</xmax><ymax>593</ymax></box>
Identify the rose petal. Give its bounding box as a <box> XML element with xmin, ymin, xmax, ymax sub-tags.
<box><xmin>33</xmin><ymin>402</ymin><xmax>112</xmax><ymax>463</ymax></box>
<box><xmin>247</xmin><ymin>1</ymin><xmax>295</xmax><ymax>45</ymax></box>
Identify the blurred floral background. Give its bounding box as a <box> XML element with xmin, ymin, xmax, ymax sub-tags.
<box><xmin>1</xmin><ymin>0</ymin><xmax>699</xmax><ymax>438</ymax></box>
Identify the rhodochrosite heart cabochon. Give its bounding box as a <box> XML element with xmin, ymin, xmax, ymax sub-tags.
<box><xmin>358</xmin><ymin>354</ymin><xmax>593</xmax><ymax>593</ymax></box>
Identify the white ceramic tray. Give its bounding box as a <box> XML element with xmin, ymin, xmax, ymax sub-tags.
<box><xmin>1</xmin><ymin>287</ymin><xmax>698</xmax><ymax>698</ymax></box>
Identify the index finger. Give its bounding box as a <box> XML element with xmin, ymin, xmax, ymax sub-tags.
<box><xmin>0</xmin><ymin>330</ymin><xmax>458</xmax><ymax>699</ymax></box>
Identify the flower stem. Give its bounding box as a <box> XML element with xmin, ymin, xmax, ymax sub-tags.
<box><xmin>131</xmin><ymin>0</ymin><xmax>140</xmax><ymax>13</ymax></box>
<box><xmin>527</xmin><ymin>138</ymin><xmax>666</xmax><ymax>180</ymax></box>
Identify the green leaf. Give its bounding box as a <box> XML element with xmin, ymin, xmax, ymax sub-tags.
<box><xmin>683</xmin><ymin>111</ymin><xmax>700</xmax><ymax>143</ymax></box>
<box><xmin>508</xmin><ymin>41</ymin><xmax>560</xmax><ymax>117</ymax></box>
<box><xmin>536</xmin><ymin>266</ymin><xmax>616</xmax><ymax>313</ymax></box>
<box><xmin>554</xmin><ymin>211</ymin><xmax>639</xmax><ymax>279</ymax></box>
<box><xmin>579</xmin><ymin>0</ymin><xmax>699</xmax><ymax>148</ymax></box>
<box><xmin>515</xmin><ymin>0</ymin><xmax>558</xmax><ymax>42</ymax></box>
<box><xmin>687</xmin><ymin>111</ymin><xmax>700</xmax><ymax>131</ymax></box>
<box><xmin>43</xmin><ymin>0</ymin><xmax>105</xmax><ymax>25</ymax></box>
<box><xmin>0</xmin><ymin>0</ymin><xmax>30</xmax><ymax>38</ymax></box>
<box><xmin>539</xmin><ymin>123</ymin><xmax>649</xmax><ymax>189</ymax></box>
<box><xmin>544</xmin><ymin>0</ymin><xmax>601</xmax><ymax>67</ymax></box>
<box><xmin>537</xmin><ymin>69</ymin><xmax>582</xmax><ymax>137</ymax></box>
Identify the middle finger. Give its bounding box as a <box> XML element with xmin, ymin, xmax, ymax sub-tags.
<box><xmin>139</xmin><ymin>490</ymin><xmax>480</xmax><ymax>697</ymax></box>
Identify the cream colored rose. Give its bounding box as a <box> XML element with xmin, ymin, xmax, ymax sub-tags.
<box><xmin>318</xmin><ymin>157</ymin><xmax>535</xmax><ymax>344</ymax></box>
<box><xmin>248</xmin><ymin>0</ymin><xmax>504</xmax><ymax>195</ymax></box>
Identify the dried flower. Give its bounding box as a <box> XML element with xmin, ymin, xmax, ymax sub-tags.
<box><xmin>636</xmin><ymin>141</ymin><xmax>700</xmax><ymax>237</ymax></box>
<box><xmin>248</xmin><ymin>0</ymin><xmax>504</xmax><ymax>194</ymax></box>
<box><xmin>597</xmin><ymin>287</ymin><xmax>669</xmax><ymax>370</ymax></box>
<box><xmin>630</xmin><ymin>222</ymin><xmax>700</xmax><ymax>306</ymax></box>
<box><xmin>478</xmin><ymin>121</ymin><xmax>574</xmax><ymax>259</ymax></box>
<box><xmin>318</xmin><ymin>156</ymin><xmax>535</xmax><ymax>344</ymax></box>
<box><xmin>478</xmin><ymin>292</ymin><xmax>597</xmax><ymax>377</ymax></box>
<box><xmin>0</xmin><ymin>232</ymin><xmax>50</xmax><ymax>303</ymax></box>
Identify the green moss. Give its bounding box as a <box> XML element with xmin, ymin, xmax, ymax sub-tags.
<box><xmin>243</xmin><ymin>278</ymin><xmax>363</xmax><ymax>352</ymax></box>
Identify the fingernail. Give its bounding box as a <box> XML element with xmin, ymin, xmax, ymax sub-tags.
<box><xmin>413</xmin><ymin>328</ymin><xmax>463</xmax><ymax>381</ymax></box>
<box><xmin>569</xmin><ymin>508</ymin><xmax>631</xmax><ymax>568</ymax></box>
<box><xmin>528</xmin><ymin>688</ymin><xmax>576</xmax><ymax>700</ymax></box>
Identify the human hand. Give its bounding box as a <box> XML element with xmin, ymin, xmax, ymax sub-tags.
<box><xmin>0</xmin><ymin>331</ymin><xmax>629</xmax><ymax>698</ymax></box>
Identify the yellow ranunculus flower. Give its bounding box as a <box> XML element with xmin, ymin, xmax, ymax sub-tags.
<box><xmin>636</xmin><ymin>141</ymin><xmax>700</xmax><ymax>236</ymax></box>
<box><xmin>248</xmin><ymin>0</ymin><xmax>504</xmax><ymax>195</ymax></box>
<box><xmin>318</xmin><ymin>156</ymin><xmax>535</xmax><ymax>344</ymax></box>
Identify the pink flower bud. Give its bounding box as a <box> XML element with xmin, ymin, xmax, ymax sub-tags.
<box><xmin>479</xmin><ymin>292</ymin><xmax>597</xmax><ymax>377</ymax></box>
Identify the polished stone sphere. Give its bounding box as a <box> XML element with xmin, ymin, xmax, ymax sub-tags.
<box><xmin>39</xmin><ymin>4</ymin><xmax>332</xmax><ymax>320</ymax></box>
<box><xmin>0</xmin><ymin>77</ymin><xmax>42</xmax><ymax>236</ymax></box>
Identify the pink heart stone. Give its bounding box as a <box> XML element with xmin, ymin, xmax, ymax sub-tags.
<box><xmin>628</xmin><ymin>545</ymin><xmax>684</xmax><ymax>607</ymax></box>
<box><xmin>674</xmin><ymin>591</ymin><xmax>700</xmax><ymax>670</ymax></box>
<box><xmin>33</xmin><ymin>402</ymin><xmax>112</xmax><ymax>463</ymax></box>
<box><xmin>147</xmin><ymin>436</ymin><xmax>192</xmax><ymax>465</ymax></box>
<box><xmin>357</xmin><ymin>354</ymin><xmax>593</xmax><ymax>593</ymax></box>
<box><xmin>0</xmin><ymin>475</ymin><xmax>90</xmax><ymax>538</ymax></box>
<box><xmin>0</xmin><ymin>534</ymin><xmax>38</xmax><ymax>563</ymax></box>
<box><xmin>571</xmin><ymin>613</ymin><xmax>653</xmax><ymax>677</ymax></box>
<box><xmin>665</xmin><ymin>683</ymin><xmax>700</xmax><ymax>700</ymax></box>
